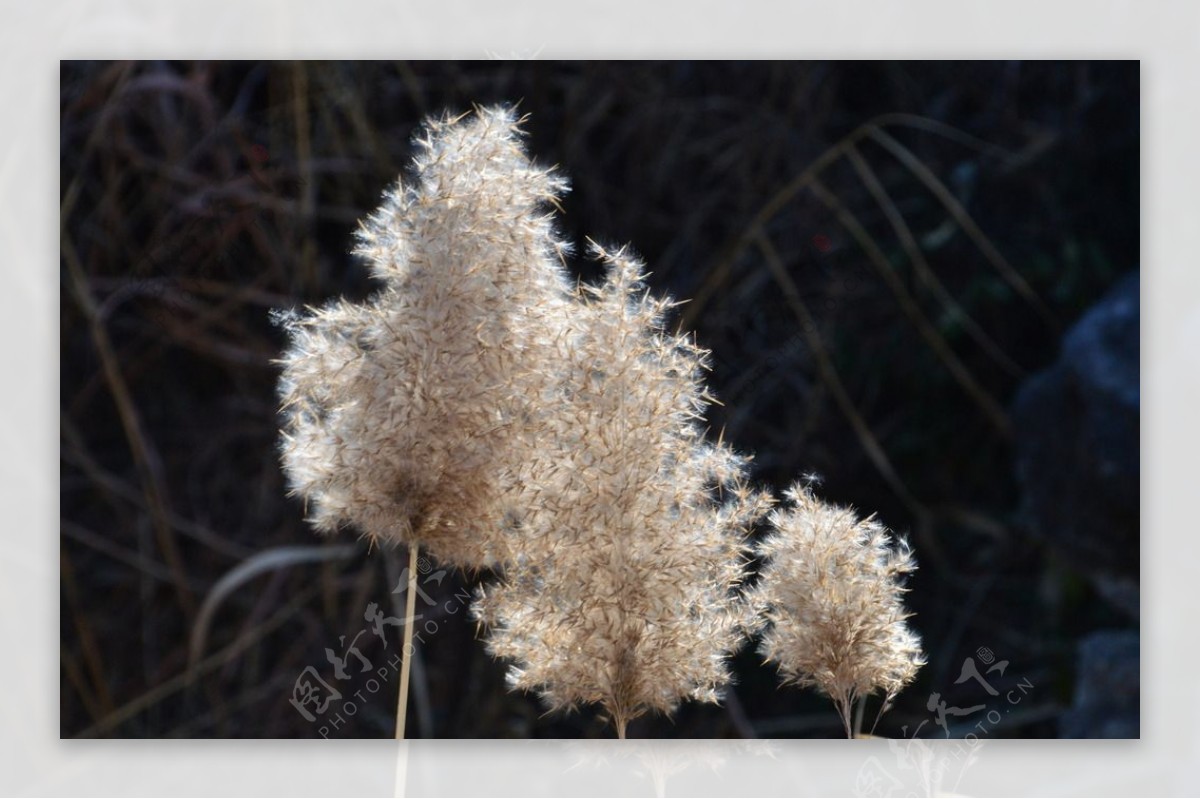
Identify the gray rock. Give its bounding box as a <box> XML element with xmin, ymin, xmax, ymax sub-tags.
<box><xmin>1059</xmin><ymin>630</ymin><xmax>1140</xmax><ymax>738</ymax></box>
<box><xmin>1012</xmin><ymin>272</ymin><xmax>1140</xmax><ymax>612</ymax></box>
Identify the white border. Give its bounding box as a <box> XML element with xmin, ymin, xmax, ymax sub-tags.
<box><xmin>12</xmin><ymin>1</ymin><xmax>1196</xmax><ymax>795</ymax></box>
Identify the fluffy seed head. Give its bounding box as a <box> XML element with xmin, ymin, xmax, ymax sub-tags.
<box><xmin>751</xmin><ymin>483</ymin><xmax>925</xmax><ymax>733</ymax></box>
<box><xmin>472</xmin><ymin>242</ymin><xmax>773</xmax><ymax>735</ymax></box>
<box><xmin>276</xmin><ymin>106</ymin><xmax>574</xmax><ymax>567</ymax></box>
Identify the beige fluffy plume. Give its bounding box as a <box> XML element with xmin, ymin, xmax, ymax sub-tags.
<box><xmin>751</xmin><ymin>483</ymin><xmax>925</xmax><ymax>736</ymax></box>
<box><xmin>276</xmin><ymin>107</ymin><xmax>574</xmax><ymax>568</ymax></box>
<box><xmin>473</xmin><ymin>242</ymin><xmax>772</xmax><ymax>737</ymax></box>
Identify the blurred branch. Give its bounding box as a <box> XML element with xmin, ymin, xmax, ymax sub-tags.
<box><xmin>682</xmin><ymin>112</ymin><xmax>1019</xmax><ymax>331</ymax></box>
<box><xmin>844</xmin><ymin>142</ymin><xmax>1026</xmax><ymax>379</ymax></box>
<box><xmin>867</xmin><ymin>125</ymin><xmax>1060</xmax><ymax>333</ymax></box>
<box><xmin>61</xmin><ymin>417</ymin><xmax>253</xmax><ymax>560</ymax></box>
<box><xmin>61</xmin><ymin>549</ymin><xmax>117</xmax><ymax>723</ymax></box>
<box><xmin>805</xmin><ymin>177</ymin><xmax>1013</xmax><ymax>439</ymax></box>
<box><xmin>755</xmin><ymin>232</ymin><xmax>919</xmax><ymax>511</ymax></box>
<box><xmin>62</xmin><ymin>519</ymin><xmax>208</xmax><ymax>591</ymax></box>
<box><xmin>189</xmin><ymin>544</ymin><xmax>361</xmax><ymax>669</ymax></box>
<box><xmin>61</xmin><ymin>236</ymin><xmax>197</xmax><ymax>620</ymax></box>
<box><xmin>75</xmin><ymin>584</ymin><xmax>322</xmax><ymax>738</ymax></box>
<box><xmin>754</xmin><ymin>232</ymin><xmax>955</xmax><ymax>580</ymax></box>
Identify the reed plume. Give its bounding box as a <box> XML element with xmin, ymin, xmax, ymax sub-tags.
<box><xmin>275</xmin><ymin>106</ymin><xmax>575</xmax><ymax>568</ymax></box>
<box><xmin>473</xmin><ymin>242</ymin><xmax>772</xmax><ymax>737</ymax></box>
<box><xmin>750</xmin><ymin>482</ymin><xmax>925</xmax><ymax>736</ymax></box>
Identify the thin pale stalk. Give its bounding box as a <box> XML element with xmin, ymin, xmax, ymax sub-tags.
<box><xmin>395</xmin><ymin>545</ymin><xmax>419</xmax><ymax>740</ymax></box>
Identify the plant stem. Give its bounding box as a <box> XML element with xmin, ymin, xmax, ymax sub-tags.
<box><xmin>837</xmin><ymin>695</ymin><xmax>853</xmax><ymax>739</ymax></box>
<box><xmin>395</xmin><ymin>544</ymin><xmax>419</xmax><ymax>740</ymax></box>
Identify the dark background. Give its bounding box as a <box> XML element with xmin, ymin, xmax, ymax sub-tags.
<box><xmin>60</xmin><ymin>60</ymin><xmax>1139</xmax><ymax>739</ymax></box>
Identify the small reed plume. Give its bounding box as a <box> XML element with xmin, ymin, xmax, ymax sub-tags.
<box><xmin>751</xmin><ymin>483</ymin><xmax>925</xmax><ymax>736</ymax></box>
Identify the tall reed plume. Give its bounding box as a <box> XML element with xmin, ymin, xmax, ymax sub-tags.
<box><xmin>276</xmin><ymin>107</ymin><xmax>575</xmax><ymax>568</ymax></box>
